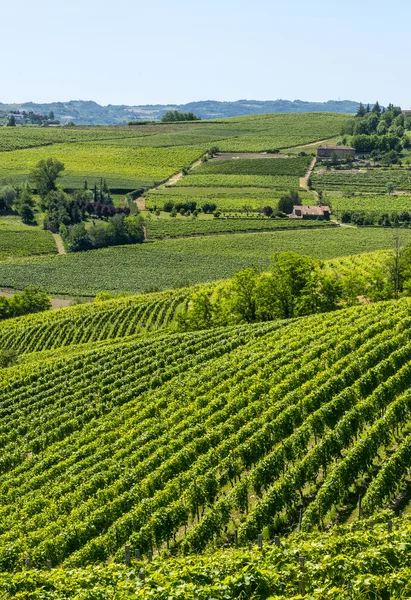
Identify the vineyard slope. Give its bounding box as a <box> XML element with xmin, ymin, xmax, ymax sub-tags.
<box><xmin>1</xmin><ymin>299</ymin><xmax>411</xmax><ymax>575</ymax></box>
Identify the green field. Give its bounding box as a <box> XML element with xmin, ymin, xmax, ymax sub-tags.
<box><xmin>0</xmin><ymin>217</ymin><xmax>57</xmax><ymax>260</ymax></box>
<box><xmin>0</xmin><ymin>113</ymin><xmax>348</xmax><ymax>191</ymax></box>
<box><xmin>174</xmin><ymin>174</ymin><xmax>301</xmax><ymax>188</ymax></box>
<box><xmin>145</xmin><ymin>216</ymin><xmax>336</xmax><ymax>239</ymax></box>
<box><xmin>0</xmin><ymin>144</ymin><xmax>206</xmax><ymax>190</ymax></box>
<box><xmin>0</xmin><ymin>227</ymin><xmax>409</xmax><ymax>296</ymax></box>
<box><xmin>312</xmin><ymin>169</ymin><xmax>411</xmax><ymax>193</ymax></box>
<box><xmin>194</xmin><ymin>155</ymin><xmax>311</xmax><ymax>176</ymax></box>
<box><xmin>146</xmin><ymin>187</ymin><xmax>315</xmax><ymax>211</ymax></box>
<box><xmin>328</xmin><ymin>194</ymin><xmax>411</xmax><ymax>214</ymax></box>
<box><xmin>3</xmin><ymin>111</ymin><xmax>411</xmax><ymax>600</ymax></box>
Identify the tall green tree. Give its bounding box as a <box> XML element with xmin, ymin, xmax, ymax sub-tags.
<box><xmin>30</xmin><ymin>158</ymin><xmax>65</xmax><ymax>201</ymax></box>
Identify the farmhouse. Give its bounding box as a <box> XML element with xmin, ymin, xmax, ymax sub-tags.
<box><xmin>317</xmin><ymin>145</ymin><xmax>355</xmax><ymax>160</ymax></box>
<box><xmin>290</xmin><ymin>205</ymin><xmax>331</xmax><ymax>220</ymax></box>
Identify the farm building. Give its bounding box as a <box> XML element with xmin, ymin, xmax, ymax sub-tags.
<box><xmin>290</xmin><ymin>205</ymin><xmax>331</xmax><ymax>220</ymax></box>
<box><xmin>317</xmin><ymin>145</ymin><xmax>355</xmax><ymax>160</ymax></box>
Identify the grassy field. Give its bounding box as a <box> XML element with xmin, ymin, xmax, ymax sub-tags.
<box><xmin>0</xmin><ymin>217</ymin><xmax>57</xmax><ymax>260</ymax></box>
<box><xmin>0</xmin><ymin>227</ymin><xmax>408</xmax><ymax>296</ymax></box>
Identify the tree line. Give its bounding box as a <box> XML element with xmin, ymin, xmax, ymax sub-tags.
<box><xmin>178</xmin><ymin>246</ymin><xmax>411</xmax><ymax>331</ymax></box>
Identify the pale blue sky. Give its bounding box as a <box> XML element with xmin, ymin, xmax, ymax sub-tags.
<box><xmin>3</xmin><ymin>0</ymin><xmax>410</xmax><ymax>107</ymax></box>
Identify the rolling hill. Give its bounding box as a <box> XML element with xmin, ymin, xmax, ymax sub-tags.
<box><xmin>0</xmin><ymin>99</ymin><xmax>360</xmax><ymax>125</ymax></box>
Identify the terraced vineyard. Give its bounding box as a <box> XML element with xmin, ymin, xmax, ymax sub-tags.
<box><xmin>0</xmin><ymin>299</ymin><xmax>411</xmax><ymax>578</ymax></box>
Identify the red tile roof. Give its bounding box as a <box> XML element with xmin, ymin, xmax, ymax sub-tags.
<box><xmin>293</xmin><ymin>205</ymin><xmax>330</xmax><ymax>216</ymax></box>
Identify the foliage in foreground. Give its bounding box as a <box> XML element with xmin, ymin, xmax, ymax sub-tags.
<box><xmin>0</xmin><ymin>286</ymin><xmax>51</xmax><ymax>321</ymax></box>
<box><xmin>1</xmin><ymin>514</ymin><xmax>411</xmax><ymax>599</ymax></box>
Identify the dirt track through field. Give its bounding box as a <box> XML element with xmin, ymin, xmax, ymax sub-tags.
<box><xmin>137</xmin><ymin>155</ymin><xmax>205</xmax><ymax>210</ymax></box>
<box><xmin>52</xmin><ymin>233</ymin><xmax>66</xmax><ymax>255</ymax></box>
<box><xmin>300</xmin><ymin>157</ymin><xmax>317</xmax><ymax>196</ymax></box>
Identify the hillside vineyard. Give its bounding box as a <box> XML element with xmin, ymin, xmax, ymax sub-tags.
<box><xmin>1</xmin><ymin>299</ymin><xmax>411</xmax><ymax>572</ymax></box>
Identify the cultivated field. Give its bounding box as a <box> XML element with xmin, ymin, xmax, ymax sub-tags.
<box><xmin>0</xmin><ymin>227</ymin><xmax>408</xmax><ymax>296</ymax></box>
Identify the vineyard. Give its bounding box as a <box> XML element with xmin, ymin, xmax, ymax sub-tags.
<box><xmin>0</xmin><ymin>299</ymin><xmax>411</xmax><ymax>584</ymax></box>
<box><xmin>194</xmin><ymin>156</ymin><xmax>311</xmax><ymax>176</ymax></box>
<box><xmin>0</xmin><ymin>144</ymin><xmax>207</xmax><ymax>191</ymax></box>
<box><xmin>3</xmin><ymin>110</ymin><xmax>411</xmax><ymax>600</ymax></box>
<box><xmin>0</xmin><ymin>249</ymin><xmax>385</xmax><ymax>355</ymax></box>
<box><xmin>329</xmin><ymin>194</ymin><xmax>411</xmax><ymax>214</ymax></box>
<box><xmin>311</xmin><ymin>169</ymin><xmax>411</xmax><ymax>193</ymax></box>
<box><xmin>0</xmin><ymin>287</ymin><xmax>196</xmax><ymax>354</ymax></box>
<box><xmin>1</xmin><ymin>514</ymin><xmax>410</xmax><ymax>598</ymax></box>
<box><xmin>0</xmin><ymin>218</ymin><xmax>57</xmax><ymax>260</ymax></box>
<box><xmin>174</xmin><ymin>174</ymin><xmax>301</xmax><ymax>188</ymax></box>
<box><xmin>145</xmin><ymin>217</ymin><xmax>335</xmax><ymax>239</ymax></box>
<box><xmin>0</xmin><ymin>113</ymin><xmax>348</xmax><ymax>190</ymax></box>
<box><xmin>145</xmin><ymin>187</ymin><xmax>315</xmax><ymax>212</ymax></box>
<box><xmin>0</xmin><ymin>228</ymin><xmax>409</xmax><ymax>296</ymax></box>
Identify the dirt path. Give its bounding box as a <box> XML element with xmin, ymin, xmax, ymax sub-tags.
<box><xmin>299</xmin><ymin>157</ymin><xmax>320</xmax><ymax>204</ymax></box>
<box><xmin>52</xmin><ymin>233</ymin><xmax>66</xmax><ymax>255</ymax></box>
<box><xmin>0</xmin><ymin>290</ymin><xmax>73</xmax><ymax>310</ymax></box>
<box><xmin>137</xmin><ymin>155</ymin><xmax>205</xmax><ymax>211</ymax></box>
<box><xmin>292</xmin><ymin>138</ymin><xmax>333</xmax><ymax>150</ymax></box>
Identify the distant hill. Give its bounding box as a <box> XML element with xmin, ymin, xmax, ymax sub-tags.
<box><xmin>0</xmin><ymin>99</ymin><xmax>360</xmax><ymax>125</ymax></box>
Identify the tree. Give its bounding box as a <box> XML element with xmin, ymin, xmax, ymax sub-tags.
<box><xmin>30</xmin><ymin>158</ymin><xmax>65</xmax><ymax>200</ymax></box>
<box><xmin>177</xmin><ymin>292</ymin><xmax>216</xmax><ymax>330</ymax></box>
<box><xmin>48</xmin><ymin>111</ymin><xmax>55</xmax><ymax>120</ymax></box>
<box><xmin>263</xmin><ymin>206</ymin><xmax>273</xmax><ymax>217</ymax></box>
<box><xmin>16</xmin><ymin>185</ymin><xmax>36</xmax><ymax>224</ymax></box>
<box><xmin>356</xmin><ymin>102</ymin><xmax>366</xmax><ymax>117</ymax></box>
<box><xmin>0</xmin><ymin>185</ymin><xmax>17</xmax><ymax>211</ymax></box>
<box><xmin>225</xmin><ymin>268</ymin><xmax>259</xmax><ymax>323</ymax></box>
<box><xmin>6</xmin><ymin>115</ymin><xmax>16</xmax><ymax>127</ymax></box>
<box><xmin>278</xmin><ymin>190</ymin><xmax>299</xmax><ymax>214</ymax></box>
<box><xmin>161</xmin><ymin>110</ymin><xmax>200</xmax><ymax>122</ymax></box>
<box><xmin>372</xmin><ymin>101</ymin><xmax>381</xmax><ymax>115</ymax></box>
<box><xmin>330</xmin><ymin>151</ymin><xmax>338</xmax><ymax>166</ymax></box>
<box><xmin>124</xmin><ymin>214</ymin><xmax>145</xmax><ymax>243</ymax></box>
<box><xmin>387</xmin><ymin>181</ymin><xmax>395</xmax><ymax>195</ymax></box>
<box><xmin>66</xmin><ymin>223</ymin><xmax>92</xmax><ymax>252</ymax></box>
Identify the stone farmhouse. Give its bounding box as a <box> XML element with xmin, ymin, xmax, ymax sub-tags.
<box><xmin>290</xmin><ymin>205</ymin><xmax>331</xmax><ymax>220</ymax></box>
<box><xmin>317</xmin><ymin>145</ymin><xmax>355</xmax><ymax>160</ymax></box>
